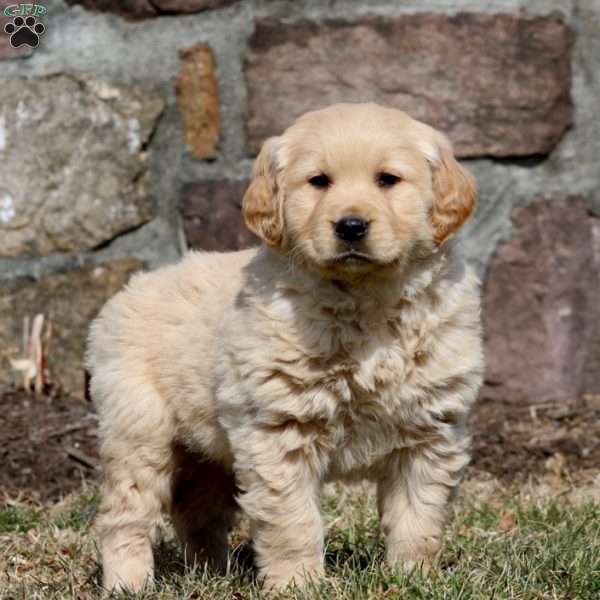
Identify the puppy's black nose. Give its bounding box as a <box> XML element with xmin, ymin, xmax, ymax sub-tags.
<box><xmin>335</xmin><ymin>216</ymin><xmax>369</xmax><ymax>243</ymax></box>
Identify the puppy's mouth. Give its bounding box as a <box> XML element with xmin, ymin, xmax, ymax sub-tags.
<box><xmin>327</xmin><ymin>251</ymin><xmax>376</xmax><ymax>265</ymax></box>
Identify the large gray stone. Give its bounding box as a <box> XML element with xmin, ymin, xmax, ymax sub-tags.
<box><xmin>246</xmin><ymin>14</ymin><xmax>573</xmax><ymax>157</ymax></box>
<box><xmin>0</xmin><ymin>73</ymin><xmax>164</xmax><ymax>257</ymax></box>
<box><xmin>482</xmin><ymin>198</ymin><xmax>600</xmax><ymax>404</ymax></box>
<box><xmin>0</xmin><ymin>259</ymin><xmax>143</xmax><ymax>396</ymax></box>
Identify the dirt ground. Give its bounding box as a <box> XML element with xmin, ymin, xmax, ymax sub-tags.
<box><xmin>1</xmin><ymin>386</ymin><xmax>599</xmax><ymax>502</ymax></box>
<box><xmin>0</xmin><ymin>387</ymin><xmax>99</xmax><ymax>502</ymax></box>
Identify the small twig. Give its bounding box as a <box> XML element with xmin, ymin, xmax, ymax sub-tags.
<box><xmin>22</xmin><ymin>315</ymin><xmax>30</xmax><ymax>357</ymax></box>
<box><xmin>42</xmin><ymin>318</ymin><xmax>53</xmax><ymax>389</ymax></box>
<box><xmin>9</xmin><ymin>313</ymin><xmax>53</xmax><ymax>394</ymax></box>
<box><xmin>30</xmin><ymin>314</ymin><xmax>44</xmax><ymax>395</ymax></box>
<box><xmin>65</xmin><ymin>447</ymin><xmax>99</xmax><ymax>470</ymax></box>
<box><xmin>46</xmin><ymin>421</ymin><xmax>96</xmax><ymax>440</ymax></box>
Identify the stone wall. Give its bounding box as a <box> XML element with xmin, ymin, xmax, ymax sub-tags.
<box><xmin>0</xmin><ymin>0</ymin><xmax>598</xmax><ymax>402</ymax></box>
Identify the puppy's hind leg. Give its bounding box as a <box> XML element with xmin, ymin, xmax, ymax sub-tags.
<box><xmin>93</xmin><ymin>382</ymin><xmax>175</xmax><ymax>593</ymax></box>
<box><xmin>170</xmin><ymin>445</ymin><xmax>238</xmax><ymax>574</ymax></box>
<box><xmin>96</xmin><ymin>445</ymin><xmax>173</xmax><ymax>592</ymax></box>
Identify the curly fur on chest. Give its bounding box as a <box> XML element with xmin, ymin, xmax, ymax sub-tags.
<box><xmin>216</xmin><ymin>250</ymin><xmax>482</xmax><ymax>480</ymax></box>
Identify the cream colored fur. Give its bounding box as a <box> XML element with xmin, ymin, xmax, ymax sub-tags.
<box><xmin>86</xmin><ymin>103</ymin><xmax>483</xmax><ymax>592</ymax></box>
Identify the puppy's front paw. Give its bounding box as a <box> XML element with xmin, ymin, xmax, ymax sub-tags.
<box><xmin>102</xmin><ymin>570</ymin><xmax>154</xmax><ymax>595</ymax></box>
<box><xmin>262</xmin><ymin>559</ymin><xmax>324</xmax><ymax>591</ymax></box>
<box><xmin>388</xmin><ymin>555</ymin><xmax>436</xmax><ymax>576</ymax></box>
<box><xmin>385</xmin><ymin>538</ymin><xmax>440</xmax><ymax>576</ymax></box>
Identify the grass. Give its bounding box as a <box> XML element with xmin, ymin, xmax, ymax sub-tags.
<box><xmin>0</xmin><ymin>481</ymin><xmax>598</xmax><ymax>600</ymax></box>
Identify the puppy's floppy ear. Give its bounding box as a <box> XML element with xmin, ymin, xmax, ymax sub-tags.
<box><xmin>429</xmin><ymin>133</ymin><xmax>477</xmax><ymax>246</ymax></box>
<box><xmin>243</xmin><ymin>136</ymin><xmax>284</xmax><ymax>247</ymax></box>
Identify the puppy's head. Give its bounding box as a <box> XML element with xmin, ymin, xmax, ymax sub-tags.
<box><xmin>243</xmin><ymin>103</ymin><xmax>476</xmax><ymax>281</ymax></box>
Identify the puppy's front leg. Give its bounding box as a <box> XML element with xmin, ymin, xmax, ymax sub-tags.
<box><xmin>233</xmin><ymin>428</ymin><xmax>324</xmax><ymax>589</ymax></box>
<box><xmin>377</xmin><ymin>439</ymin><xmax>470</xmax><ymax>573</ymax></box>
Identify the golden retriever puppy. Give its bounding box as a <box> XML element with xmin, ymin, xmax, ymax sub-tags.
<box><xmin>86</xmin><ymin>103</ymin><xmax>483</xmax><ymax>592</ymax></box>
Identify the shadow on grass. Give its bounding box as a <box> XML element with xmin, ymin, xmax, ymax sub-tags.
<box><xmin>153</xmin><ymin>537</ymin><xmax>258</xmax><ymax>583</ymax></box>
<box><xmin>152</xmin><ymin>531</ymin><xmax>385</xmax><ymax>588</ymax></box>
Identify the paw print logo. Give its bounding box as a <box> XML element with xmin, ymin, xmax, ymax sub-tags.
<box><xmin>4</xmin><ymin>16</ymin><xmax>45</xmax><ymax>49</ymax></box>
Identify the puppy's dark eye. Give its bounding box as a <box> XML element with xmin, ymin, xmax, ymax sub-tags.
<box><xmin>308</xmin><ymin>174</ymin><xmax>331</xmax><ymax>189</ymax></box>
<box><xmin>377</xmin><ymin>172</ymin><xmax>401</xmax><ymax>188</ymax></box>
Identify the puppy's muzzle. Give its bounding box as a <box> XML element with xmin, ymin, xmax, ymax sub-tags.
<box><xmin>334</xmin><ymin>216</ymin><xmax>369</xmax><ymax>244</ymax></box>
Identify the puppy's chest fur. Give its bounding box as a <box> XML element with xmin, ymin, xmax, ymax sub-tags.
<box><xmin>219</xmin><ymin>277</ymin><xmax>473</xmax><ymax>479</ymax></box>
<box><xmin>272</xmin><ymin>308</ymin><xmax>441</xmax><ymax>476</ymax></box>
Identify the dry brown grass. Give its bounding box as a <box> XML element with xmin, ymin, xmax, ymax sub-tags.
<box><xmin>1</xmin><ymin>477</ymin><xmax>599</xmax><ymax>599</ymax></box>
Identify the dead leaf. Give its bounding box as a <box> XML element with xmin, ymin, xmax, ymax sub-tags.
<box><xmin>499</xmin><ymin>510</ymin><xmax>518</xmax><ymax>533</ymax></box>
<box><xmin>583</xmin><ymin>394</ymin><xmax>600</xmax><ymax>411</ymax></box>
<box><xmin>545</xmin><ymin>452</ymin><xmax>567</xmax><ymax>478</ymax></box>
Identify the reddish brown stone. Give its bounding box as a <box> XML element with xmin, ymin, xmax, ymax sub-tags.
<box><xmin>64</xmin><ymin>0</ymin><xmax>156</xmax><ymax>19</ymax></box>
<box><xmin>0</xmin><ymin>260</ymin><xmax>143</xmax><ymax>396</ymax></box>
<box><xmin>246</xmin><ymin>14</ymin><xmax>573</xmax><ymax>157</ymax></box>
<box><xmin>64</xmin><ymin>0</ymin><xmax>237</xmax><ymax>19</ymax></box>
<box><xmin>177</xmin><ymin>43</ymin><xmax>220</xmax><ymax>160</ymax></box>
<box><xmin>180</xmin><ymin>180</ymin><xmax>258</xmax><ymax>251</ymax></box>
<box><xmin>153</xmin><ymin>0</ymin><xmax>237</xmax><ymax>12</ymax></box>
<box><xmin>482</xmin><ymin>198</ymin><xmax>600</xmax><ymax>404</ymax></box>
